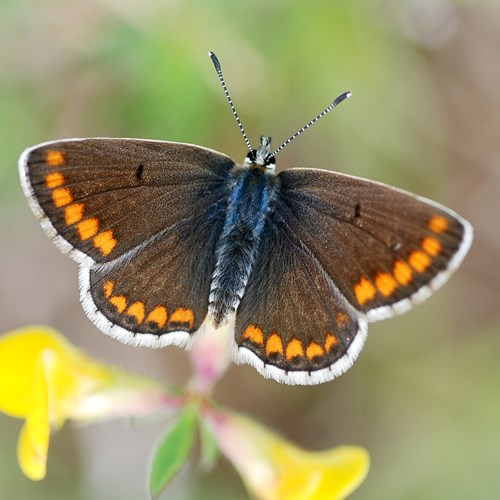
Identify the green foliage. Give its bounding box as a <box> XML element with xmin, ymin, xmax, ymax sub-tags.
<box><xmin>149</xmin><ymin>404</ymin><xmax>198</xmax><ymax>498</ymax></box>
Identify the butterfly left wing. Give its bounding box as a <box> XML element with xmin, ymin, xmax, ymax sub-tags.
<box><xmin>19</xmin><ymin>138</ymin><xmax>234</xmax><ymax>348</ymax></box>
<box><xmin>19</xmin><ymin>138</ymin><xmax>233</xmax><ymax>265</ymax></box>
<box><xmin>233</xmin><ymin>168</ymin><xmax>472</xmax><ymax>385</ymax></box>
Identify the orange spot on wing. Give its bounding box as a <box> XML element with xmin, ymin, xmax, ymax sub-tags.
<box><xmin>354</xmin><ymin>276</ymin><xmax>376</xmax><ymax>305</ymax></box>
<box><xmin>45</xmin><ymin>172</ymin><xmax>64</xmax><ymax>188</ymax></box>
<box><xmin>45</xmin><ymin>150</ymin><xmax>64</xmax><ymax>167</ymax></box>
<box><xmin>408</xmin><ymin>250</ymin><xmax>431</xmax><ymax>273</ymax></box>
<box><xmin>393</xmin><ymin>260</ymin><xmax>413</xmax><ymax>286</ymax></box>
<box><xmin>265</xmin><ymin>333</ymin><xmax>283</xmax><ymax>357</ymax></box>
<box><xmin>52</xmin><ymin>187</ymin><xmax>72</xmax><ymax>207</ymax></box>
<box><xmin>109</xmin><ymin>296</ymin><xmax>127</xmax><ymax>313</ymax></box>
<box><xmin>428</xmin><ymin>215</ymin><xmax>449</xmax><ymax>233</ymax></box>
<box><xmin>77</xmin><ymin>217</ymin><xmax>99</xmax><ymax>240</ymax></box>
<box><xmin>375</xmin><ymin>272</ymin><xmax>398</xmax><ymax>297</ymax></box>
<box><xmin>324</xmin><ymin>333</ymin><xmax>338</xmax><ymax>352</ymax></box>
<box><xmin>421</xmin><ymin>236</ymin><xmax>442</xmax><ymax>257</ymax></box>
<box><xmin>64</xmin><ymin>203</ymin><xmax>84</xmax><ymax>225</ymax></box>
<box><xmin>306</xmin><ymin>342</ymin><xmax>324</xmax><ymax>360</ymax></box>
<box><xmin>336</xmin><ymin>312</ymin><xmax>350</xmax><ymax>328</ymax></box>
<box><xmin>126</xmin><ymin>301</ymin><xmax>145</xmax><ymax>324</ymax></box>
<box><xmin>169</xmin><ymin>308</ymin><xmax>194</xmax><ymax>329</ymax></box>
<box><xmin>103</xmin><ymin>280</ymin><xmax>114</xmax><ymax>298</ymax></box>
<box><xmin>242</xmin><ymin>324</ymin><xmax>264</xmax><ymax>345</ymax></box>
<box><xmin>285</xmin><ymin>338</ymin><xmax>304</xmax><ymax>361</ymax></box>
<box><xmin>94</xmin><ymin>230</ymin><xmax>117</xmax><ymax>256</ymax></box>
<box><xmin>146</xmin><ymin>306</ymin><xmax>168</xmax><ymax>329</ymax></box>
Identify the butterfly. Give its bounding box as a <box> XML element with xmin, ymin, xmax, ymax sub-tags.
<box><xmin>18</xmin><ymin>52</ymin><xmax>473</xmax><ymax>385</ymax></box>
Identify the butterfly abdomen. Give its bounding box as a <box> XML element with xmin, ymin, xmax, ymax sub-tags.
<box><xmin>209</xmin><ymin>167</ymin><xmax>279</xmax><ymax>326</ymax></box>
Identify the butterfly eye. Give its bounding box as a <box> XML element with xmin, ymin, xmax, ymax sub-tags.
<box><xmin>264</xmin><ymin>155</ymin><xmax>276</xmax><ymax>169</ymax></box>
<box><xmin>246</xmin><ymin>150</ymin><xmax>257</xmax><ymax>163</ymax></box>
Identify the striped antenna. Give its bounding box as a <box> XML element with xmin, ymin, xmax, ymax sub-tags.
<box><xmin>209</xmin><ymin>51</ymin><xmax>253</xmax><ymax>152</ymax></box>
<box><xmin>270</xmin><ymin>91</ymin><xmax>352</xmax><ymax>159</ymax></box>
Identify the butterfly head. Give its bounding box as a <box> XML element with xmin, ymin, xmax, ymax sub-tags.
<box><xmin>244</xmin><ymin>136</ymin><xmax>276</xmax><ymax>172</ymax></box>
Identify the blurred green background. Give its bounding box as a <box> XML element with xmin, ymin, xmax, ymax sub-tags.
<box><xmin>1</xmin><ymin>0</ymin><xmax>498</xmax><ymax>498</ymax></box>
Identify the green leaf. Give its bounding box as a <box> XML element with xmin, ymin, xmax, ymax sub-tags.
<box><xmin>198</xmin><ymin>418</ymin><xmax>220</xmax><ymax>472</ymax></box>
<box><xmin>149</xmin><ymin>404</ymin><xmax>197</xmax><ymax>498</ymax></box>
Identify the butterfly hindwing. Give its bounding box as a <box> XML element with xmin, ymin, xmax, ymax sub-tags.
<box><xmin>234</xmin><ymin>209</ymin><xmax>367</xmax><ymax>385</ymax></box>
<box><xmin>276</xmin><ymin>169</ymin><xmax>473</xmax><ymax>321</ymax></box>
<box><xmin>82</xmin><ymin>213</ymin><xmax>227</xmax><ymax>347</ymax></box>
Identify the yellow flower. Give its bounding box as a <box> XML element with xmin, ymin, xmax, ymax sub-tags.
<box><xmin>204</xmin><ymin>409</ymin><xmax>369</xmax><ymax>500</ymax></box>
<box><xmin>0</xmin><ymin>326</ymin><xmax>175</xmax><ymax>480</ymax></box>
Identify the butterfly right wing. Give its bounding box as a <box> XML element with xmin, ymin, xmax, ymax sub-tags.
<box><xmin>233</xmin><ymin>206</ymin><xmax>367</xmax><ymax>385</ymax></box>
<box><xmin>233</xmin><ymin>167</ymin><xmax>471</xmax><ymax>385</ymax></box>
<box><xmin>275</xmin><ymin>168</ymin><xmax>472</xmax><ymax>321</ymax></box>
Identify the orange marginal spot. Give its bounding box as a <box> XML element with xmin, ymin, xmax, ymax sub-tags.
<box><xmin>45</xmin><ymin>150</ymin><xmax>64</xmax><ymax>167</ymax></box>
<box><xmin>109</xmin><ymin>296</ymin><xmax>127</xmax><ymax>314</ymax></box>
<box><xmin>375</xmin><ymin>272</ymin><xmax>398</xmax><ymax>297</ymax></box>
<box><xmin>324</xmin><ymin>333</ymin><xmax>339</xmax><ymax>352</ymax></box>
<box><xmin>306</xmin><ymin>342</ymin><xmax>324</xmax><ymax>361</ymax></box>
<box><xmin>408</xmin><ymin>250</ymin><xmax>432</xmax><ymax>273</ymax></box>
<box><xmin>242</xmin><ymin>324</ymin><xmax>264</xmax><ymax>345</ymax></box>
<box><xmin>285</xmin><ymin>338</ymin><xmax>304</xmax><ymax>361</ymax></box>
<box><xmin>126</xmin><ymin>301</ymin><xmax>145</xmax><ymax>324</ymax></box>
<box><xmin>428</xmin><ymin>215</ymin><xmax>449</xmax><ymax>234</ymax></box>
<box><xmin>93</xmin><ymin>230</ymin><xmax>118</xmax><ymax>256</ymax></box>
<box><xmin>336</xmin><ymin>312</ymin><xmax>350</xmax><ymax>328</ymax></box>
<box><xmin>146</xmin><ymin>306</ymin><xmax>168</xmax><ymax>329</ymax></box>
<box><xmin>265</xmin><ymin>333</ymin><xmax>283</xmax><ymax>357</ymax></box>
<box><xmin>421</xmin><ymin>236</ymin><xmax>442</xmax><ymax>257</ymax></box>
<box><xmin>169</xmin><ymin>308</ymin><xmax>194</xmax><ymax>330</ymax></box>
<box><xmin>64</xmin><ymin>203</ymin><xmax>84</xmax><ymax>225</ymax></box>
<box><xmin>77</xmin><ymin>217</ymin><xmax>99</xmax><ymax>240</ymax></box>
<box><xmin>45</xmin><ymin>172</ymin><xmax>64</xmax><ymax>188</ymax></box>
<box><xmin>393</xmin><ymin>260</ymin><xmax>413</xmax><ymax>286</ymax></box>
<box><xmin>103</xmin><ymin>280</ymin><xmax>114</xmax><ymax>298</ymax></box>
<box><xmin>52</xmin><ymin>187</ymin><xmax>73</xmax><ymax>207</ymax></box>
<box><xmin>354</xmin><ymin>276</ymin><xmax>377</xmax><ymax>306</ymax></box>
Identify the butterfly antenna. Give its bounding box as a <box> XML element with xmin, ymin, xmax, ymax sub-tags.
<box><xmin>270</xmin><ymin>91</ymin><xmax>352</xmax><ymax>159</ymax></box>
<box><xmin>209</xmin><ymin>51</ymin><xmax>253</xmax><ymax>153</ymax></box>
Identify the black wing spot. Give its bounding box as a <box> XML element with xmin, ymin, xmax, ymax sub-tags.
<box><xmin>354</xmin><ymin>203</ymin><xmax>361</xmax><ymax>218</ymax></box>
<box><xmin>135</xmin><ymin>164</ymin><xmax>144</xmax><ymax>182</ymax></box>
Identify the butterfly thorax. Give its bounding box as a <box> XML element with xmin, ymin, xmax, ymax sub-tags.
<box><xmin>209</xmin><ymin>156</ymin><xmax>279</xmax><ymax>326</ymax></box>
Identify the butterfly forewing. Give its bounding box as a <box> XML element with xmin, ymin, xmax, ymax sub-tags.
<box><xmin>21</xmin><ymin>139</ymin><xmax>234</xmax><ymax>264</ymax></box>
<box><xmin>276</xmin><ymin>169</ymin><xmax>472</xmax><ymax>320</ymax></box>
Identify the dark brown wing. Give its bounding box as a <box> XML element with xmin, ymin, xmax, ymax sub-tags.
<box><xmin>20</xmin><ymin>138</ymin><xmax>233</xmax><ymax>264</ymax></box>
<box><xmin>275</xmin><ymin>169</ymin><xmax>472</xmax><ymax>321</ymax></box>
<box><xmin>20</xmin><ymin>138</ymin><xmax>234</xmax><ymax>348</ymax></box>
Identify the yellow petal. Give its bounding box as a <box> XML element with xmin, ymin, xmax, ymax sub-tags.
<box><xmin>270</xmin><ymin>445</ymin><xmax>370</xmax><ymax>500</ymax></box>
<box><xmin>206</xmin><ymin>410</ymin><xmax>370</xmax><ymax>500</ymax></box>
<box><xmin>0</xmin><ymin>326</ymin><xmax>75</xmax><ymax>417</ymax></box>
<box><xmin>17</xmin><ymin>352</ymin><xmax>51</xmax><ymax>480</ymax></box>
<box><xmin>0</xmin><ymin>325</ymin><xmax>179</xmax><ymax>481</ymax></box>
<box><xmin>0</xmin><ymin>326</ymin><xmax>172</xmax><ymax>423</ymax></box>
